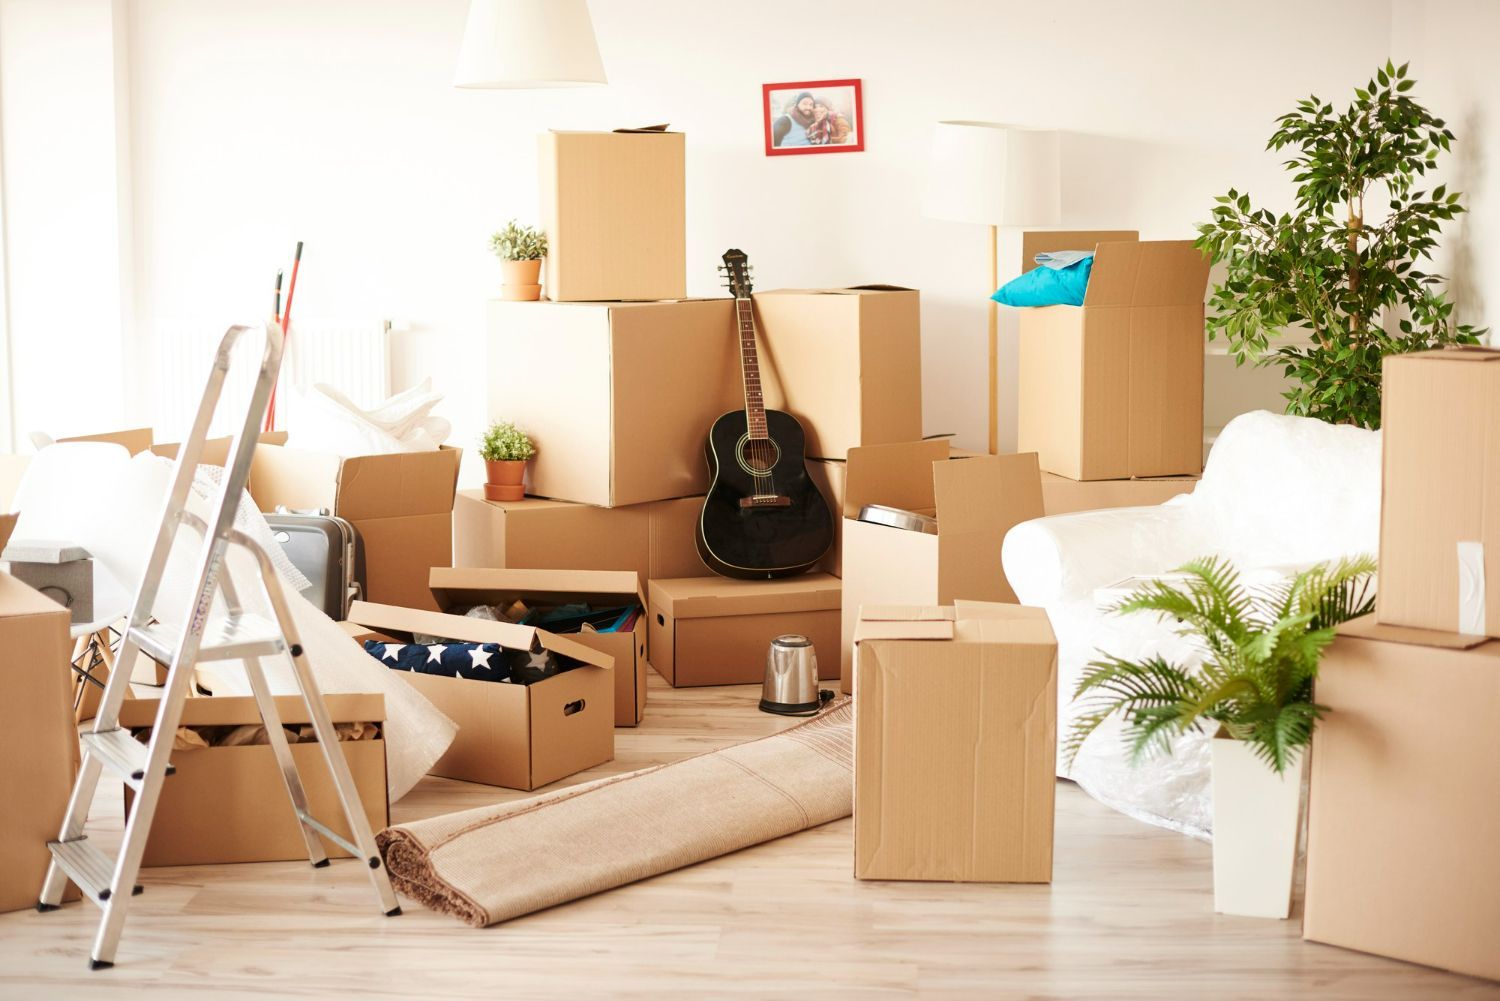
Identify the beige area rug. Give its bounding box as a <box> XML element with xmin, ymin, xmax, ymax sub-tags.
<box><xmin>376</xmin><ymin>698</ymin><xmax>852</xmax><ymax>927</ymax></box>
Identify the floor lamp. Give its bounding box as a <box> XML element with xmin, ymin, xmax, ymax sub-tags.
<box><xmin>924</xmin><ymin>123</ymin><xmax>1060</xmax><ymax>454</ymax></box>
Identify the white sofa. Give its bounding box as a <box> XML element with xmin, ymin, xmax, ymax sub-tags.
<box><xmin>1001</xmin><ymin>410</ymin><xmax>1382</xmax><ymax>837</ymax></box>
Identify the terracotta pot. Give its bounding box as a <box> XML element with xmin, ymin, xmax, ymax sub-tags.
<box><xmin>484</xmin><ymin>458</ymin><xmax>528</xmax><ymax>502</ymax></box>
<box><xmin>1211</xmin><ymin>737</ymin><xmax>1305</xmax><ymax>919</ymax></box>
<box><xmin>500</xmin><ymin>258</ymin><xmax>543</xmax><ymax>301</ymax></box>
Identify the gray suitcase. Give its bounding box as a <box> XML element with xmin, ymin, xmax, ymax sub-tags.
<box><xmin>266</xmin><ymin>511</ymin><xmax>366</xmax><ymax>619</ymax></box>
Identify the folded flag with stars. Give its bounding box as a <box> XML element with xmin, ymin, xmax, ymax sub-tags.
<box><xmin>363</xmin><ymin>640</ymin><xmax>516</xmax><ymax>684</ymax></box>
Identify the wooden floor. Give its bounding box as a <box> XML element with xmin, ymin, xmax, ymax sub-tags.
<box><xmin>1</xmin><ymin>673</ymin><xmax>1494</xmax><ymax>1000</ymax></box>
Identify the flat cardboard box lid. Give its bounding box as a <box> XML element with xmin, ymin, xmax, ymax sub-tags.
<box><xmin>345</xmin><ymin>600</ymin><xmax>612</xmax><ymax>671</ymax></box>
<box><xmin>1397</xmin><ymin>345</ymin><xmax>1500</xmax><ymax>364</ymax></box>
<box><xmin>429</xmin><ymin>566</ymin><xmax>647</xmax><ymax>613</ymax></box>
<box><xmin>548</xmin><ymin>126</ymin><xmax>682</xmax><ymax>136</ymax></box>
<box><xmin>855</xmin><ymin>602</ymin><xmax>1054</xmax><ymax>646</ymax></box>
<box><xmin>1083</xmin><ymin>239</ymin><xmax>1210</xmax><ymax>308</ymax></box>
<box><xmin>650</xmin><ymin>574</ymin><xmax>841</xmax><ymax>619</ymax></box>
<box><xmin>2</xmin><ymin>539</ymin><xmax>89</xmax><ymax>564</ymax></box>
<box><xmin>117</xmin><ymin>691</ymin><xmax>386</xmax><ymax>728</ymax></box>
<box><xmin>854</xmin><ymin>605</ymin><xmax>956</xmax><ymax>642</ymax></box>
<box><xmin>1337</xmin><ymin>613</ymin><xmax>1491</xmax><ymax>651</ymax></box>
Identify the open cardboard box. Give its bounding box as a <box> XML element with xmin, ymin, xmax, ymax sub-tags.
<box><xmin>344</xmin><ymin>599</ymin><xmax>613</xmax><ymax>790</ymax></box>
<box><xmin>118</xmin><ymin>691</ymin><xmax>388</xmax><ymax>867</ymax></box>
<box><xmin>838</xmin><ymin>440</ymin><xmax>1044</xmax><ymax>692</ymax></box>
<box><xmin>1016</xmin><ymin>231</ymin><xmax>1209</xmax><ymax>480</ymax></box>
<box><xmin>429</xmin><ymin>566</ymin><xmax>648</xmax><ymax>727</ymax></box>
<box><xmin>853</xmin><ymin>601</ymin><xmax>1057</xmax><ymax>883</ymax></box>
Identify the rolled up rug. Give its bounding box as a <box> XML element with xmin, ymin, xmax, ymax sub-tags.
<box><xmin>377</xmin><ymin>697</ymin><xmax>852</xmax><ymax>927</ymax></box>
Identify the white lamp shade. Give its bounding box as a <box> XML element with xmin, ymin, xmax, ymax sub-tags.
<box><xmin>454</xmin><ymin>0</ymin><xmax>607</xmax><ymax>88</ymax></box>
<box><xmin>923</xmin><ymin>122</ymin><xmax>1060</xmax><ymax>227</ymax></box>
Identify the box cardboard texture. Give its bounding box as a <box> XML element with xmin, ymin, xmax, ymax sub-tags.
<box><xmin>752</xmin><ymin>287</ymin><xmax>922</xmax><ymax>459</ymax></box>
<box><xmin>1039</xmin><ymin>471</ymin><xmax>1198</xmax><ymax>515</ymax></box>
<box><xmin>487</xmin><ymin>299</ymin><xmax>744</xmax><ymax>507</ymax></box>
<box><xmin>0</xmin><ymin>572</ymin><xmax>77</xmax><ymax>912</ymax></box>
<box><xmin>453</xmin><ymin>490</ymin><xmax>709</xmax><ymax>584</ymax></box>
<box><xmin>854</xmin><ymin>602</ymin><xmax>1058</xmax><ymax>883</ymax></box>
<box><xmin>648</xmin><ymin>574</ymin><xmax>841</xmax><ymax>687</ymax></box>
<box><xmin>1378</xmin><ymin>348</ymin><xmax>1500</xmax><ymax>637</ymax></box>
<box><xmin>430</xmin><ymin>566</ymin><xmax>649</xmax><ymax>727</ymax></box>
<box><xmin>838</xmin><ymin>441</ymin><xmax>1044</xmax><ymax>692</ymax></box>
<box><xmin>119</xmin><ymin>693</ymin><xmax>388</xmax><ymax>867</ymax></box>
<box><xmin>345</xmin><ymin>599</ymin><xmax>613</xmax><ymax>790</ymax></box>
<box><xmin>1016</xmin><ymin>232</ymin><xmax>1209</xmax><ymax>481</ymax></box>
<box><xmin>250</xmin><ymin>444</ymin><xmax>461</xmax><ymax>612</ymax></box>
<box><xmin>539</xmin><ymin>129</ymin><xmax>686</xmax><ymax>302</ymax></box>
<box><xmin>1303</xmin><ymin>615</ymin><xmax>1500</xmax><ymax>981</ymax></box>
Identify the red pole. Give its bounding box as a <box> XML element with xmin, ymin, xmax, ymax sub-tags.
<box><xmin>264</xmin><ymin>241</ymin><xmax>303</xmax><ymax>432</ymax></box>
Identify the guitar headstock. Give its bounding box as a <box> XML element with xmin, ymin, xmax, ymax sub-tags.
<box><xmin>718</xmin><ymin>248</ymin><xmax>754</xmax><ymax>299</ymax></box>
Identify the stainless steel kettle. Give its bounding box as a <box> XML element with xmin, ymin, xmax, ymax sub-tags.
<box><xmin>759</xmin><ymin>634</ymin><xmax>828</xmax><ymax>716</ymax></box>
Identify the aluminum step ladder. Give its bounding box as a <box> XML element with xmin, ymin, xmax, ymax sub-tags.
<box><xmin>38</xmin><ymin>321</ymin><xmax>400</xmax><ymax>969</ymax></box>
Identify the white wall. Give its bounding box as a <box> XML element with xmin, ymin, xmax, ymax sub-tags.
<box><xmin>6</xmin><ymin>0</ymin><xmax>1492</xmax><ymax>465</ymax></box>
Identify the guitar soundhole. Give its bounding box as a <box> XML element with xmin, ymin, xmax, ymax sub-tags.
<box><xmin>736</xmin><ymin>435</ymin><xmax>781</xmax><ymax>475</ymax></box>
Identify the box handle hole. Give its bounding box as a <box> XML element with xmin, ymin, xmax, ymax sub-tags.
<box><xmin>563</xmin><ymin>699</ymin><xmax>585</xmax><ymax>716</ymax></box>
<box><xmin>657</xmin><ymin>613</ymin><xmax>665</xmax><ymax>626</ymax></box>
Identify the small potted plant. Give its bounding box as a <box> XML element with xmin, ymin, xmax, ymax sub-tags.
<box><xmin>479</xmin><ymin>420</ymin><xmax>537</xmax><ymax>501</ymax></box>
<box><xmin>1065</xmin><ymin>554</ymin><xmax>1376</xmax><ymax>919</ymax></box>
<box><xmin>489</xmin><ymin>220</ymin><xmax>548</xmax><ymax>301</ymax></box>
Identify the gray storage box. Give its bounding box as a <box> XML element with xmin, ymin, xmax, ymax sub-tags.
<box><xmin>2</xmin><ymin>539</ymin><xmax>93</xmax><ymax>625</ymax></box>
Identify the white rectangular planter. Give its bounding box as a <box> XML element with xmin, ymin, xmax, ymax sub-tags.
<box><xmin>1211</xmin><ymin>737</ymin><xmax>1304</xmax><ymax>919</ymax></box>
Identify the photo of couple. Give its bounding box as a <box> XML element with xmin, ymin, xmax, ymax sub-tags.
<box><xmin>763</xmin><ymin>80</ymin><xmax>864</xmax><ymax>155</ymax></box>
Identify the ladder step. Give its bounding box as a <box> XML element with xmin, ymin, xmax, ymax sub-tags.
<box><xmin>79</xmin><ymin>729</ymin><xmax>174</xmax><ymax>791</ymax></box>
<box><xmin>132</xmin><ymin>613</ymin><xmax>286</xmax><ymax>664</ymax></box>
<box><xmin>47</xmin><ymin>838</ymin><xmax>116</xmax><ymax>906</ymax></box>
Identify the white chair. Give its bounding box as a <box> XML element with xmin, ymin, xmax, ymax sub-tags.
<box><xmin>1001</xmin><ymin>410</ymin><xmax>1382</xmax><ymax>837</ymax></box>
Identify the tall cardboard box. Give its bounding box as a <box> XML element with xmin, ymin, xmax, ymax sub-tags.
<box><xmin>119</xmin><ymin>693</ymin><xmax>388</xmax><ymax>866</ymax></box>
<box><xmin>250</xmin><ymin>444</ymin><xmax>461</xmax><ymax>612</ymax></box>
<box><xmin>430</xmin><ymin>566</ymin><xmax>649</xmax><ymax>727</ymax></box>
<box><xmin>1017</xmin><ymin>233</ymin><xmax>1209</xmax><ymax>480</ymax></box>
<box><xmin>1378</xmin><ymin>347</ymin><xmax>1500</xmax><ymax>637</ymax></box>
<box><xmin>345</xmin><ymin>600</ymin><xmax>613</xmax><ymax>790</ymax></box>
<box><xmin>452</xmin><ymin>491</ymin><xmax>709</xmax><ymax>586</ymax></box>
<box><xmin>539</xmin><ymin>129</ymin><xmax>685</xmax><ymax>302</ymax></box>
<box><xmin>838</xmin><ymin>441</ymin><xmax>1045</xmax><ymax>692</ymax></box>
<box><xmin>1039</xmin><ymin>471</ymin><xmax>1198</xmax><ymax>515</ymax></box>
<box><xmin>1304</xmin><ymin>615</ymin><xmax>1500</xmax><ymax>982</ymax></box>
<box><xmin>0</xmin><ymin>571</ymin><xmax>77</xmax><ymax>913</ymax></box>
<box><xmin>648</xmin><ymin>574</ymin><xmax>841</xmax><ymax>687</ymax></box>
<box><xmin>752</xmin><ymin>287</ymin><xmax>922</xmax><ymax>459</ymax></box>
<box><xmin>487</xmin><ymin>299</ymin><xmax>743</xmax><ymax>507</ymax></box>
<box><xmin>853</xmin><ymin>602</ymin><xmax>1057</xmax><ymax>883</ymax></box>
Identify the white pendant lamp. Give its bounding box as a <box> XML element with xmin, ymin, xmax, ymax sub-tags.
<box><xmin>454</xmin><ymin>0</ymin><xmax>607</xmax><ymax>89</ymax></box>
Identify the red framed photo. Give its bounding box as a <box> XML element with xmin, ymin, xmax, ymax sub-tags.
<box><xmin>763</xmin><ymin>79</ymin><xmax>864</xmax><ymax>156</ymax></box>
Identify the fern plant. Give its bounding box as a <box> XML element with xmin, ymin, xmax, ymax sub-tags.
<box><xmin>489</xmin><ymin>220</ymin><xmax>547</xmax><ymax>262</ymax></box>
<box><xmin>1065</xmin><ymin>555</ymin><xmax>1376</xmax><ymax>775</ymax></box>
<box><xmin>479</xmin><ymin>420</ymin><xmax>536</xmax><ymax>462</ymax></box>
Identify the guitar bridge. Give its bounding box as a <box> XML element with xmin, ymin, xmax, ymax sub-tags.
<box><xmin>739</xmin><ymin>494</ymin><xmax>793</xmax><ymax>509</ymax></box>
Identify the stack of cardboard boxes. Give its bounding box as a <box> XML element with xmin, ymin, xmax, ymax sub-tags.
<box><xmin>1016</xmin><ymin>231</ymin><xmax>1209</xmax><ymax>512</ymax></box>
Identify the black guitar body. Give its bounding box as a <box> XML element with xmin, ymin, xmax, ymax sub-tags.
<box><xmin>696</xmin><ymin>409</ymin><xmax>834</xmax><ymax>579</ymax></box>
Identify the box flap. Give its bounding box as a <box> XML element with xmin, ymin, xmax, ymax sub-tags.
<box><xmin>854</xmin><ymin>605</ymin><xmax>955</xmax><ymax>642</ymax></box>
<box><xmin>843</xmin><ymin>438</ymin><xmax>950</xmax><ymax>516</ymax></box>
<box><xmin>0</xmin><ymin>513</ymin><xmax>16</xmax><ymax>552</ymax></box>
<box><xmin>58</xmin><ymin>427</ymin><xmax>155</xmax><ymax>455</ymax></box>
<box><xmin>1083</xmin><ymin>240</ymin><xmax>1210</xmax><ymax>308</ymax></box>
<box><xmin>337</xmin><ymin>446</ymin><xmax>462</xmax><ymax>521</ymax></box>
<box><xmin>650</xmin><ymin>574</ymin><xmax>841</xmax><ymax>619</ymax></box>
<box><xmin>345</xmin><ymin>600</ymin><xmax>611</xmax><ymax>671</ymax></box>
<box><xmin>1338</xmin><ymin>613</ymin><xmax>1491</xmax><ymax>651</ymax></box>
<box><xmin>118</xmin><ymin>691</ymin><xmax>386</xmax><ymax>728</ymax></box>
<box><xmin>1399</xmin><ymin>346</ymin><xmax>1500</xmax><ymax>364</ymax></box>
<box><xmin>1020</xmin><ymin>230</ymin><xmax>1138</xmax><ymax>273</ymax></box>
<box><xmin>249</xmin><ymin>445</ymin><xmax>344</xmax><ymax>511</ymax></box>
<box><xmin>429</xmin><ymin>566</ymin><xmax>646</xmax><ymax>613</ymax></box>
<box><xmin>933</xmin><ymin>452</ymin><xmax>1044</xmax><ymax>604</ymax></box>
<box><xmin>954</xmin><ymin>601</ymin><xmax>1057</xmax><ymax>646</ymax></box>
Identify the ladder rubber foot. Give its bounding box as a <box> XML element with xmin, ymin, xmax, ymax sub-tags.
<box><xmin>312</xmin><ymin>859</ymin><xmax>331</xmax><ymax>869</ymax></box>
<box><xmin>36</xmin><ymin>902</ymin><xmax>59</xmax><ymax>912</ymax></box>
<box><xmin>89</xmin><ymin>959</ymin><xmax>114</xmax><ymax>971</ymax></box>
<box><xmin>384</xmin><ymin>906</ymin><xmax>402</xmax><ymax>917</ymax></box>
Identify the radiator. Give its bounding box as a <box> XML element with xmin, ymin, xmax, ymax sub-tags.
<box><xmin>153</xmin><ymin>318</ymin><xmax>391</xmax><ymax>439</ymax></box>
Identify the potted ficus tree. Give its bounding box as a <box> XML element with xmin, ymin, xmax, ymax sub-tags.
<box><xmin>490</xmin><ymin>220</ymin><xmax>548</xmax><ymax>301</ymax></box>
<box><xmin>1066</xmin><ymin>554</ymin><xmax>1376</xmax><ymax>919</ymax></box>
<box><xmin>479</xmin><ymin>420</ymin><xmax>536</xmax><ymax>501</ymax></box>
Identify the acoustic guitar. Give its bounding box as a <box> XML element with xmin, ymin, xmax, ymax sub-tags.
<box><xmin>695</xmin><ymin>249</ymin><xmax>834</xmax><ymax>579</ymax></box>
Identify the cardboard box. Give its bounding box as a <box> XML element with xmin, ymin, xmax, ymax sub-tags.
<box><xmin>752</xmin><ymin>287</ymin><xmax>922</xmax><ymax>459</ymax></box>
<box><xmin>430</xmin><ymin>566</ymin><xmax>649</xmax><ymax>728</ymax></box>
<box><xmin>1017</xmin><ymin>232</ymin><xmax>1209</xmax><ymax>480</ymax></box>
<box><xmin>1378</xmin><ymin>347</ymin><xmax>1500</xmax><ymax>637</ymax></box>
<box><xmin>853</xmin><ymin>602</ymin><xmax>1058</xmax><ymax>883</ymax></box>
<box><xmin>539</xmin><ymin>129</ymin><xmax>686</xmax><ymax>302</ymax></box>
<box><xmin>345</xmin><ymin>599</ymin><xmax>613</xmax><ymax>790</ymax></box>
<box><xmin>1303</xmin><ymin>615</ymin><xmax>1500</xmax><ymax>981</ymax></box>
<box><xmin>838</xmin><ymin>440</ymin><xmax>1045</xmax><ymax>692</ymax></box>
<box><xmin>119</xmin><ymin>692</ymin><xmax>388</xmax><ymax>867</ymax></box>
<box><xmin>57</xmin><ymin>427</ymin><xmax>155</xmax><ymax>454</ymax></box>
<box><xmin>648</xmin><ymin>574</ymin><xmax>841</xmax><ymax>687</ymax></box>
<box><xmin>0</xmin><ymin>571</ymin><xmax>77</xmax><ymax>912</ymax></box>
<box><xmin>1039</xmin><ymin>471</ymin><xmax>1198</xmax><ymax>515</ymax></box>
<box><xmin>250</xmin><ymin>444</ymin><xmax>461</xmax><ymax>611</ymax></box>
<box><xmin>486</xmin><ymin>299</ymin><xmax>744</xmax><ymax>507</ymax></box>
<box><xmin>453</xmin><ymin>490</ymin><xmax>708</xmax><ymax>585</ymax></box>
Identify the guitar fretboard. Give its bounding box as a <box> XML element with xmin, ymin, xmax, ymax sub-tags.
<box><xmin>736</xmin><ymin>297</ymin><xmax>768</xmax><ymax>440</ymax></box>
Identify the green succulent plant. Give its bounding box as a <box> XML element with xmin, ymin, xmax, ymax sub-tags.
<box><xmin>489</xmin><ymin>220</ymin><xmax>548</xmax><ymax>262</ymax></box>
<box><xmin>479</xmin><ymin>420</ymin><xmax>536</xmax><ymax>462</ymax></box>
